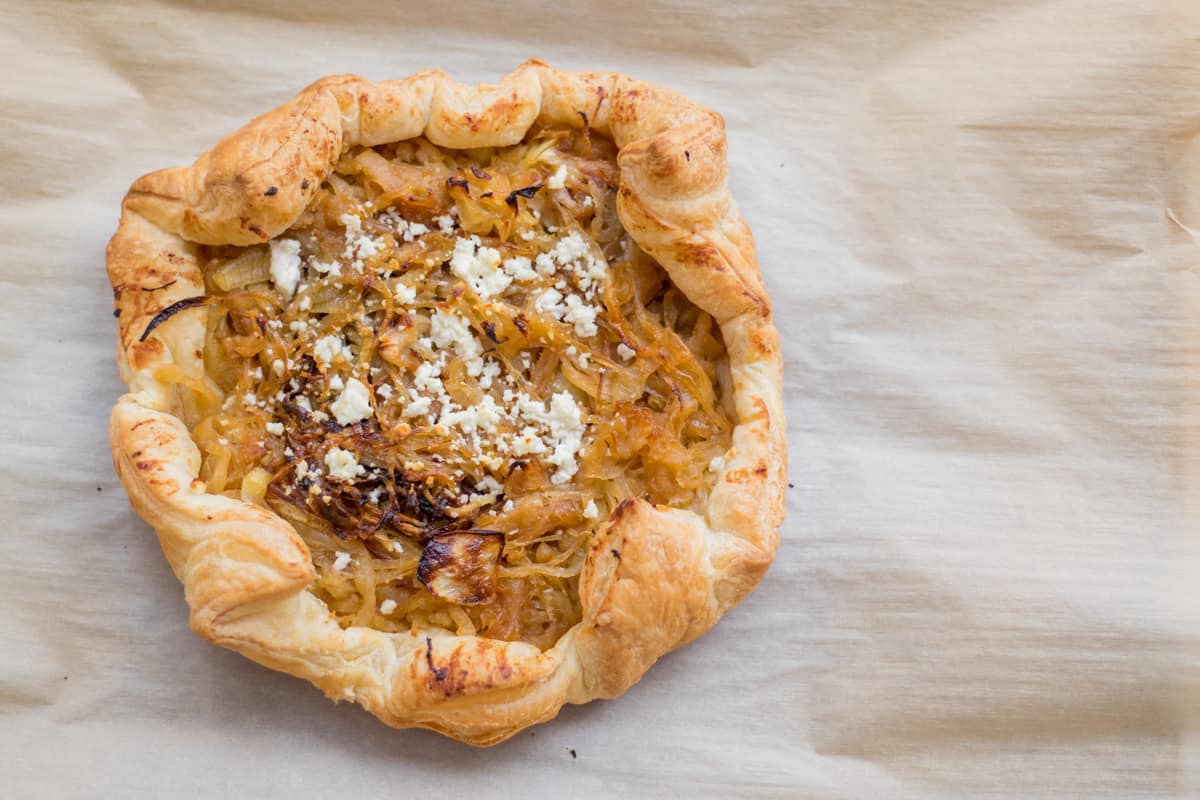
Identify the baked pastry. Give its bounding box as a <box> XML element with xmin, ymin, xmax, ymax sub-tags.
<box><xmin>108</xmin><ymin>61</ymin><xmax>785</xmax><ymax>745</ymax></box>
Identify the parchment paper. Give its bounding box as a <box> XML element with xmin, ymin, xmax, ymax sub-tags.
<box><xmin>1</xmin><ymin>1</ymin><xmax>1197</xmax><ymax>796</ymax></box>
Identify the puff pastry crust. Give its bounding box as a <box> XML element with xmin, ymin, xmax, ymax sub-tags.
<box><xmin>108</xmin><ymin>61</ymin><xmax>785</xmax><ymax>745</ymax></box>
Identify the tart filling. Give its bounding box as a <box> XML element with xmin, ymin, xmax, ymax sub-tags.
<box><xmin>176</xmin><ymin>126</ymin><xmax>734</xmax><ymax>649</ymax></box>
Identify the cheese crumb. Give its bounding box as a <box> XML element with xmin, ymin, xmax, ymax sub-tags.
<box><xmin>509</xmin><ymin>426</ymin><xmax>548</xmax><ymax>456</ymax></box>
<box><xmin>269</xmin><ymin>238</ymin><xmax>302</xmax><ymax>297</ymax></box>
<box><xmin>617</xmin><ymin>343</ymin><xmax>636</xmax><ymax>361</ymax></box>
<box><xmin>265</xmin><ymin>421</ymin><xmax>284</xmax><ymax>436</ymax></box>
<box><xmin>535</xmin><ymin>288</ymin><xmax>564</xmax><ymax>315</ymax></box>
<box><xmin>450</xmin><ymin>236</ymin><xmax>512</xmax><ymax>298</ymax></box>
<box><xmin>313</xmin><ymin>335</ymin><xmax>343</xmax><ymax>366</ymax></box>
<box><xmin>330</xmin><ymin>378</ymin><xmax>372</xmax><ymax>426</ymax></box>
<box><xmin>502</xmin><ymin>255</ymin><xmax>537</xmax><ymax>282</ymax></box>
<box><xmin>391</xmin><ymin>281</ymin><xmax>417</xmax><ymax>304</ymax></box>
<box><xmin>545</xmin><ymin>391</ymin><xmax>585</xmax><ymax>483</ymax></box>
<box><xmin>379</xmin><ymin>598</ymin><xmax>397</xmax><ymax>615</ymax></box>
<box><xmin>533</xmin><ymin>281</ymin><xmax>600</xmax><ymax>338</ymax></box>
<box><xmin>479</xmin><ymin>359</ymin><xmax>502</xmax><ymax>390</ymax></box>
<box><xmin>507</xmin><ymin>390</ymin><xmax>587</xmax><ymax>483</ymax></box>
<box><xmin>339</xmin><ymin>212</ymin><xmax>383</xmax><ymax>270</ymax></box>
<box><xmin>583</xmin><ymin>499</ymin><xmax>599</xmax><ymax>519</ymax></box>
<box><xmin>547</xmin><ymin>164</ymin><xmax>567</xmax><ymax>189</ymax></box>
<box><xmin>332</xmin><ymin>551</ymin><xmax>352</xmax><ymax>571</ymax></box>
<box><xmin>324</xmin><ymin>446</ymin><xmax>365</xmax><ymax>480</ymax></box>
<box><xmin>380</xmin><ymin>210</ymin><xmax>431</xmax><ymax>243</ymax></box>
<box><xmin>430</xmin><ymin>310</ymin><xmax>483</xmax><ymax>377</ymax></box>
<box><xmin>403</xmin><ymin>395</ymin><xmax>433</xmax><ymax>418</ymax></box>
<box><xmin>339</xmin><ymin>213</ymin><xmax>362</xmax><ymax>234</ymax></box>
<box><xmin>551</xmin><ymin>231</ymin><xmax>590</xmax><ymax>263</ymax></box>
<box><xmin>561</xmin><ymin>294</ymin><xmax>598</xmax><ymax>337</ymax></box>
<box><xmin>309</xmin><ymin>259</ymin><xmax>341</xmax><ymax>277</ymax></box>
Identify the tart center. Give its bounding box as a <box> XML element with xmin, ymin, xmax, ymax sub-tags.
<box><xmin>187</xmin><ymin>126</ymin><xmax>734</xmax><ymax>649</ymax></box>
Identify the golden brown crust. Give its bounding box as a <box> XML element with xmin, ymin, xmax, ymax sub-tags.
<box><xmin>108</xmin><ymin>59</ymin><xmax>786</xmax><ymax>745</ymax></box>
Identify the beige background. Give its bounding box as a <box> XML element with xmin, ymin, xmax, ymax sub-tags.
<box><xmin>2</xmin><ymin>1</ymin><xmax>1197</xmax><ymax>796</ymax></box>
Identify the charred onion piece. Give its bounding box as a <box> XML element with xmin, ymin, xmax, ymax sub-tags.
<box><xmin>417</xmin><ymin>531</ymin><xmax>503</xmax><ymax>605</ymax></box>
<box><xmin>504</xmin><ymin>183</ymin><xmax>543</xmax><ymax>207</ymax></box>
<box><xmin>138</xmin><ymin>295</ymin><xmax>208</xmax><ymax>342</ymax></box>
<box><xmin>480</xmin><ymin>320</ymin><xmax>505</xmax><ymax>343</ymax></box>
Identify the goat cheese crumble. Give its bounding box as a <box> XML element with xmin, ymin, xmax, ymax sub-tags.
<box><xmin>330</xmin><ymin>378</ymin><xmax>372</xmax><ymax>426</ymax></box>
<box><xmin>324</xmin><ymin>447</ymin><xmax>365</xmax><ymax>480</ymax></box>
<box><xmin>450</xmin><ymin>236</ymin><xmax>511</xmax><ymax>298</ymax></box>
<box><xmin>313</xmin><ymin>335</ymin><xmax>343</xmax><ymax>367</ymax></box>
<box><xmin>254</xmin><ymin>204</ymin><xmax>619</xmax><ymax>496</ymax></box>
<box><xmin>269</xmin><ymin>238</ymin><xmax>302</xmax><ymax>297</ymax></box>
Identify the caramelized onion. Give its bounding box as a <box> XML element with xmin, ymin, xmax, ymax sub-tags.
<box><xmin>187</xmin><ymin>126</ymin><xmax>733</xmax><ymax>649</ymax></box>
